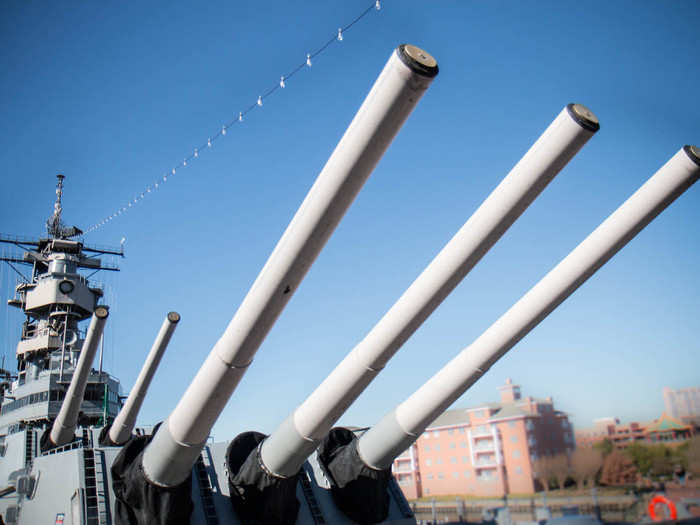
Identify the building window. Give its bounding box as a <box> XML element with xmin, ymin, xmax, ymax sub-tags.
<box><xmin>450</xmin><ymin>457</ymin><xmax>457</xmax><ymax>464</ymax></box>
<box><xmin>436</xmin><ymin>458</ymin><xmax>443</xmax><ymax>465</ymax></box>
<box><xmin>510</xmin><ymin>435</ymin><xmax>518</xmax><ymax>443</ymax></box>
<box><xmin>460</xmin><ymin>441</ymin><xmax>467</xmax><ymax>448</ymax></box>
<box><xmin>449</xmin><ymin>443</ymin><xmax>456</xmax><ymax>449</ymax></box>
<box><xmin>476</xmin><ymin>425</ymin><xmax>488</xmax><ymax>434</ymax></box>
<box><xmin>462</xmin><ymin>456</ymin><xmax>469</xmax><ymax>463</ymax></box>
<box><xmin>464</xmin><ymin>471</ymin><xmax>471</xmax><ymax>477</ymax></box>
<box><xmin>515</xmin><ymin>466</ymin><xmax>523</xmax><ymax>475</ymax></box>
<box><xmin>433</xmin><ymin>430</ymin><xmax>440</xmax><ymax>437</ymax></box>
<box><xmin>425</xmin><ymin>445</ymin><xmax>431</xmax><ymax>452</ymax></box>
<box><xmin>509</xmin><ymin>421</ymin><xmax>516</xmax><ymax>428</ymax></box>
<box><xmin>423</xmin><ymin>433</ymin><xmax>430</xmax><ymax>439</ymax></box>
<box><xmin>474</xmin><ymin>410</ymin><xmax>485</xmax><ymax>418</ymax></box>
<box><xmin>438</xmin><ymin>472</ymin><xmax>444</xmax><ymax>479</ymax></box>
<box><xmin>434</xmin><ymin>444</ymin><xmax>440</xmax><ymax>451</ymax></box>
<box><xmin>448</xmin><ymin>429</ymin><xmax>454</xmax><ymax>435</ymax></box>
<box><xmin>427</xmin><ymin>474</ymin><xmax>433</xmax><ymax>480</ymax></box>
<box><xmin>459</xmin><ymin>427</ymin><xmax>466</xmax><ymax>434</ymax></box>
<box><xmin>426</xmin><ymin>459</ymin><xmax>432</xmax><ymax>466</ymax></box>
<box><xmin>513</xmin><ymin>450</ymin><xmax>521</xmax><ymax>459</ymax></box>
<box><xmin>452</xmin><ymin>472</ymin><xmax>459</xmax><ymax>479</ymax></box>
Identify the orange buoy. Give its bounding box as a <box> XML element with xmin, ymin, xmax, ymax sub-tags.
<box><xmin>648</xmin><ymin>495</ymin><xmax>677</xmax><ymax>521</ymax></box>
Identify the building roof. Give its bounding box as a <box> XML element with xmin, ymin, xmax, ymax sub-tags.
<box><xmin>430</xmin><ymin>409</ymin><xmax>470</xmax><ymax>427</ymax></box>
<box><xmin>489</xmin><ymin>404</ymin><xmax>529</xmax><ymax>421</ymax></box>
<box><xmin>424</xmin><ymin>380</ymin><xmax>562</xmax><ymax>429</ymax></box>
<box><xmin>427</xmin><ymin>400</ymin><xmax>546</xmax><ymax>428</ymax></box>
<box><xmin>646</xmin><ymin>412</ymin><xmax>691</xmax><ymax>433</ymax></box>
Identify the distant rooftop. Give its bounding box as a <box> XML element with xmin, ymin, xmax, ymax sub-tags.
<box><xmin>425</xmin><ymin>379</ymin><xmax>561</xmax><ymax>428</ymax></box>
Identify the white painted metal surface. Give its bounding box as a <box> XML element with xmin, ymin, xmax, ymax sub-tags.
<box><xmin>50</xmin><ymin>306</ymin><xmax>109</xmax><ymax>447</ymax></box>
<box><xmin>142</xmin><ymin>44</ymin><xmax>438</xmax><ymax>487</ymax></box>
<box><xmin>108</xmin><ymin>312</ymin><xmax>180</xmax><ymax>445</ymax></box>
<box><xmin>260</xmin><ymin>104</ymin><xmax>599</xmax><ymax>476</ymax></box>
<box><xmin>358</xmin><ymin>146</ymin><xmax>700</xmax><ymax>468</ymax></box>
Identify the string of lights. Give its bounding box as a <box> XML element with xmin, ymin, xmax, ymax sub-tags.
<box><xmin>85</xmin><ymin>0</ymin><xmax>383</xmax><ymax>234</ymax></box>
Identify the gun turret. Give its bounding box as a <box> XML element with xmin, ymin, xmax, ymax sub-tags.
<box><xmin>257</xmin><ymin>103</ymin><xmax>600</xmax><ymax>487</ymax></box>
<box><xmin>46</xmin><ymin>306</ymin><xmax>109</xmax><ymax>448</ymax></box>
<box><xmin>105</xmin><ymin>312</ymin><xmax>180</xmax><ymax>446</ymax></box>
<box><xmin>355</xmin><ymin>145</ymin><xmax>700</xmax><ymax>473</ymax></box>
<box><xmin>132</xmin><ymin>44</ymin><xmax>438</xmax><ymax>497</ymax></box>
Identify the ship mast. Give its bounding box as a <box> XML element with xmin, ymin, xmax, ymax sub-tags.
<box><xmin>0</xmin><ymin>175</ymin><xmax>124</xmax><ymax>432</ymax></box>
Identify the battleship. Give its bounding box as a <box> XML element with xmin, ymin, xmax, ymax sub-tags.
<box><xmin>1</xmin><ymin>43</ymin><xmax>699</xmax><ymax>525</ymax></box>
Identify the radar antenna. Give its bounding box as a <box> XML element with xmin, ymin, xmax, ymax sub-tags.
<box><xmin>46</xmin><ymin>174</ymin><xmax>82</xmax><ymax>239</ymax></box>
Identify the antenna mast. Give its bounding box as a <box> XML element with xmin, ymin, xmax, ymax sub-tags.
<box><xmin>47</xmin><ymin>174</ymin><xmax>65</xmax><ymax>238</ymax></box>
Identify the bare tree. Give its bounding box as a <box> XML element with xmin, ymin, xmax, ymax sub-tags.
<box><xmin>600</xmin><ymin>450</ymin><xmax>638</xmax><ymax>486</ymax></box>
<box><xmin>533</xmin><ymin>456</ymin><xmax>555</xmax><ymax>492</ymax></box>
<box><xmin>549</xmin><ymin>454</ymin><xmax>570</xmax><ymax>490</ymax></box>
<box><xmin>534</xmin><ymin>455</ymin><xmax>569</xmax><ymax>491</ymax></box>
<box><xmin>570</xmin><ymin>448</ymin><xmax>603</xmax><ymax>490</ymax></box>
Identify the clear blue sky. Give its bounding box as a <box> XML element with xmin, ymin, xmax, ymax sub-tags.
<box><xmin>1</xmin><ymin>1</ymin><xmax>698</xmax><ymax>441</ymax></box>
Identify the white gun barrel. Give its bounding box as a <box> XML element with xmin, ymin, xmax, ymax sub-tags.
<box><xmin>142</xmin><ymin>44</ymin><xmax>439</xmax><ymax>487</ymax></box>
<box><xmin>50</xmin><ymin>306</ymin><xmax>109</xmax><ymax>447</ymax></box>
<box><xmin>260</xmin><ymin>104</ymin><xmax>600</xmax><ymax>477</ymax></box>
<box><xmin>108</xmin><ymin>312</ymin><xmax>180</xmax><ymax>445</ymax></box>
<box><xmin>358</xmin><ymin>145</ymin><xmax>700</xmax><ymax>469</ymax></box>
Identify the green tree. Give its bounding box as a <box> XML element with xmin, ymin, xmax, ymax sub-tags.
<box><xmin>625</xmin><ymin>443</ymin><xmax>677</xmax><ymax>480</ymax></box>
<box><xmin>593</xmin><ymin>438</ymin><xmax>613</xmax><ymax>457</ymax></box>
<box><xmin>626</xmin><ymin>443</ymin><xmax>652</xmax><ymax>476</ymax></box>
<box><xmin>648</xmin><ymin>445</ymin><xmax>674</xmax><ymax>478</ymax></box>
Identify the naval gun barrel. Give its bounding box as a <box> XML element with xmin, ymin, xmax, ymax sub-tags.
<box><xmin>358</xmin><ymin>145</ymin><xmax>700</xmax><ymax>469</ymax></box>
<box><xmin>142</xmin><ymin>44</ymin><xmax>439</xmax><ymax>487</ymax></box>
<box><xmin>49</xmin><ymin>306</ymin><xmax>109</xmax><ymax>447</ymax></box>
<box><xmin>108</xmin><ymin>312</ymin><xmax>180</xmax><ymax>445</ymax></box>
<box><xmin>259</xmin><ymin>104</ymin><xmax>600</xmax><ymax>477</ymax></box>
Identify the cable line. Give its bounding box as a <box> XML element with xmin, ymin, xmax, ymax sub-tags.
<box><xmin>85</xmin><ymin>0</ymin><xmax>383</xmax><ymax>234</ymax></box>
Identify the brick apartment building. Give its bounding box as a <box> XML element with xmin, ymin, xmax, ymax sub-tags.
<box><xmin>392</xmin><ymin>379</ymin><xmax>574</xmax><ymax>499</ymax></box>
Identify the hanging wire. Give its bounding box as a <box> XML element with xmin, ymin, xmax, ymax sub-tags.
<box><xmin>85</xmin><ymin>0</ymin><xmax>383</xmax><ymax>234</ymax></box>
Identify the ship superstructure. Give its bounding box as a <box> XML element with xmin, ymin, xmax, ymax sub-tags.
<box><xmin>0</xmin><ymin>175</ymin><xmax>123</xmax><ymax>522</ymax></box>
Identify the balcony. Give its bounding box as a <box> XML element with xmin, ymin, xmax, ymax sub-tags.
<box><xmin>472</xmin><ymin>426</ymin><xmax>492</xmax><ymax>437</ymax></box>
<box><xmin>474</xmin><ymin>458</ymin><xmax>499</xmax><ymax>468</ymax></box>
<box><xmin>473</xmin><ymin>441</ymin><xmax>495</xmax><ymax>452</ymax></box>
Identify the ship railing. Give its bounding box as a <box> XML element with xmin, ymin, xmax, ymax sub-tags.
<box><xmin>0</xmin><ymin>233</ymin><xmax>41</xmax><ymax>246</ymax></box>
<box><xmin>40</xmin><ymin>438</ymin><xmax>83</xmax><ymax>456</ymax></box>
<box><xmin>0</xmin><ymin>233</ymin><xmax>123</xmax><ymax>257</ymax></box>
